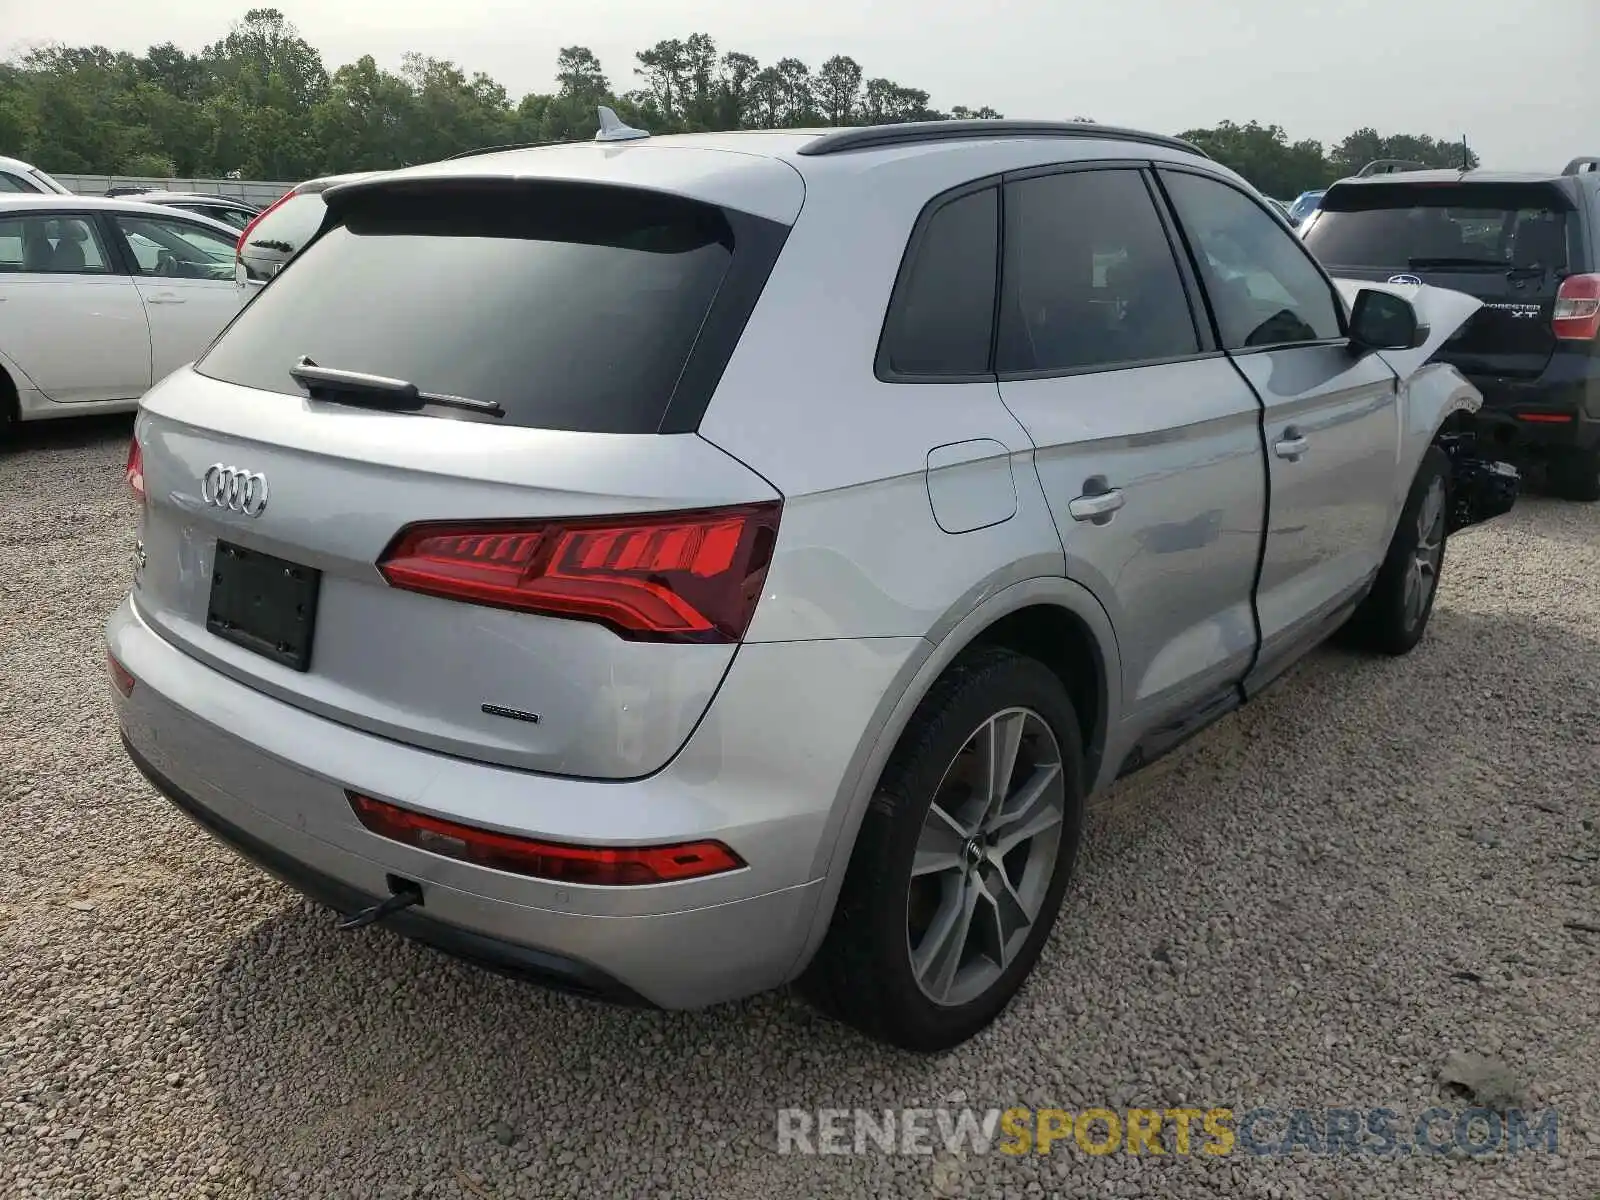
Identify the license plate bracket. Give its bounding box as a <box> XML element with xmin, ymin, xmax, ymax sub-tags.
<box><xmin>206</xmin><ymin>541</ymin><xmax>321</xmax><ymax>672</ymax></box>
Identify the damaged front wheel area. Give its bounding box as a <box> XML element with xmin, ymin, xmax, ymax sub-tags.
<box><xmin>1438</xmin><ymin>430</ymin><xmax>1521</xmax><ymax>530</ymax></box>
<box><xmin>1341</xmin><ymin>445</ymin><xmax>1453</xmax><ymax>657</ymax></box>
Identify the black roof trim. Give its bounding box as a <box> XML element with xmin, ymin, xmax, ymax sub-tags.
<box><xmin>1562</xmin><ymin>156</ymin><xmax>1600</xmax><ymax>177</ymax></box>
<box><xmin>442</xmin><ymin>140</ymin><xmax>568</xmax><ymax>161</ymax></box>
<box><xmin>795</xmin><ymin>120</ymin><xmax>1209</xmax><ymax>160</ymax></box>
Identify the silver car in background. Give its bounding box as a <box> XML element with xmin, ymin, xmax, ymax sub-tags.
<box><xmin>108</xmin><ymin>115</ymin><xmax>1517</xmax><ymax>1051</ymax></box>
<box><xmin>108</xmin><ymin>191</ymin><xmax>263</xmax><ymax>231</ymax></box>
<box><xmin>0</xmin><ymin>196</ymin><xmax>247</xmax><ymax>436</ymax></box>
<box><xmin>0</xmin><ymin>155</ymin><xmax>74</xmax><ymax>196</ymax></box>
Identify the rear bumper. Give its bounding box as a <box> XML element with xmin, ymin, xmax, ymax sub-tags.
<box><xmin>122</xmin><ymin>734</ymin><xmax>650</xmax><ymax>1005</ymax></box>
<box><xmin>108</xmin><ymin>595</ymin><xmax>924</xmax><ymax>1008</ymax></box>
<box><xmin>1463</xmin><ymin>370</ymin><xmax>1600</xmax><ymax>455</ymax></box>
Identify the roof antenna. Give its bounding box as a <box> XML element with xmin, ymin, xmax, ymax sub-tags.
<box><xmin>595</xmin><ymin>106</ymin><xmax>650</xmax><ymax>144</ymax></box>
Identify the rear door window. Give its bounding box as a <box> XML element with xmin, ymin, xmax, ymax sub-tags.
<box><xmin>1303</xmin><ymin>183</ymin><xmax>1573</xmax><ymax>274</ymax></box>
<box><xmin>998</xmin><ymin>168</ymin><xmax>1199</xmax><ymax>374</ymax></box>
<box><xmin>198</xmin><ymin>183</ymin><xmax>740</xmax><ymax>434</ymax></box>
<box><xmin>0</xmin><ymin>215</ymin><xmax>113</xmax><ymax>274</ymax></box>
<box><xmin>878</xmin><ymin>186</ymin><xmax>999</xmax><ymax>378</ymax></box>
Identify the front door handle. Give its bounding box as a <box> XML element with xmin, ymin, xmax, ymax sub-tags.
<box><xmin>1068</xmin><ymin>487</ymin><xmax>1126</xmax><ymax>523</ymax></box>
<box><xmin>144</xmin><ymin>292</ymin><xmax>185</xmax><ymax>304</ymax></box>
<box><xmin>1274</xmin><ymin>428</ymin><xmax>1309</xmax><ymax>461</ymax></box>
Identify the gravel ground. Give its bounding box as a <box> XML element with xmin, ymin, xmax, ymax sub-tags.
<box><xmin>2</xmin><ymin>414</ymin><xmax>1597</xmax><ymax>1200</ymax></box>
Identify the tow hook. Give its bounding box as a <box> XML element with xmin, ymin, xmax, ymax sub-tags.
<box><xmin>1439</xmin><ymin>431</ymin><xmax>1520</xmax><ymax>534</ymax></box>
<box><xmin>336</xmin><ymin>876</ymin><xmax>424</xmax><ymax>931</ymax></box>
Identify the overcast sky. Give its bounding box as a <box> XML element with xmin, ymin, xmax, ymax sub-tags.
<box><xmin>3</xmin><ymin>0</ymin><xmax>1594</xmax><ymax>170</ymax></box>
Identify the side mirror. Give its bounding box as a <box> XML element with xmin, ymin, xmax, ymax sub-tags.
<box><xmin>1349</xmin><ymin>288</ymin><xmax>1427</xmax><ymax>352</ymax></box>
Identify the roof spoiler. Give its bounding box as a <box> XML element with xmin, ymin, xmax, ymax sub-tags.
<box><xmin>438</xmin><ymin>109</ymin><xmax>648</xmax><ymax>159</ymax></box>
<box><xmin>442</xmin><ymin>140</ymin><xmax>566</xmax><ymax>161</ymax></box>
<box><xmin>1354</xmin><ymin>159</ymin><xmax>1429</xmax><ymax>177</ymax></box>
<box><xmin>1561</xmin><ymin>156</ymin><xmax>1600</xmax><ymax>176</ymax></box>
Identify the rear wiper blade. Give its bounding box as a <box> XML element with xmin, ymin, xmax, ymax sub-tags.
<box><xmin>289</xmin><ymin>357</ymin><xmax>504</xmax><ymax>418</ymax></box>
<box><xmin>1407</xmin><ymin>256</ymin><xmax>1508</xmax><ymax>270</ymax></box>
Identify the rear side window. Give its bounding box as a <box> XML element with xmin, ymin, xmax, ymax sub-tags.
<box><xmin>1304</xmin><ymin>183</ymin><xmax>1572</xmax><ymax>273</ymax></box>
<box><xmin>998</xmin><ymin>169</ymin><xmax>1199</xmax><ymax>374</ymax></box>
<box><xmin>878</xmin><ymin>187</ymin><xmax>998</xmax><ymax>378</ymax></box>
<box><xmin>198</xmin><ymin>184</ymin><xmax>739</xmax><ymax>434</ymax></box>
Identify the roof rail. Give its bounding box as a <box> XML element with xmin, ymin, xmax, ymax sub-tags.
<box><xmin>1562</xmin><ymin>156</ymin><xmax>1600</xmax><ymax>176</ymax></box>
<box><xmin>1354</xmin><ymin>159</ymin><xmax>1430</xmax><ymax>177</ymax></box>
<box><xmin>795</xmin><ymin>120</ymin><xmax>1209</xmax><ymax>160</ymax></box>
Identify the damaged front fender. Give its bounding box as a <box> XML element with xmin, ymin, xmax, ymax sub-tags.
<box><xmin>1333</xmin><ymin>276</ymin><xmax>1521</xmax><ymax>532</ymax></box>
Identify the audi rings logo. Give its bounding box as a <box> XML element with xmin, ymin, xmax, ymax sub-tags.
<box><xmin>201</xmin><ymin>464</ymin><xmax>270</xmax><ymax>517</ymax></box>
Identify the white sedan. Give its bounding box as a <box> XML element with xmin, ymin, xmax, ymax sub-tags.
<box><xmin>0</xmin><ymin>195</ymin><xmax>249</xmax><ymax>437</ymax></box>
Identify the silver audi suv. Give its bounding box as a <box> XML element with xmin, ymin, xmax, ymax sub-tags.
<box><xmin>108</xmin><ymin>114</ymin><xmax>1519</xmax><ymax>1051</ymax></box>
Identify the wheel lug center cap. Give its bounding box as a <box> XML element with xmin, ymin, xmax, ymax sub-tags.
<box><xmin>963</xmin><ymin>838</ymin><xmax>985</xmax><ymax>870</ymax></box>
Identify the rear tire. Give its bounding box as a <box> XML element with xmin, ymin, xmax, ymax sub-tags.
<box><xmin>1549</xmin><ymin>447</ymin><xmax>1600</xmax><ymax>503</ymax></box>
<box><xmin>0</xmin><ymin>367</ymin><xmax>16</xmax><ymax>444</ymax></box>
<box><xmin>799</xmin><ymin>647</ymin><xmax>1085</xmax><ymax>1052</ymax></box>
<box><xmin>1342</xmin><ymin>445</ymin><xmax>1450</xmax><ymax>657</ymax></box>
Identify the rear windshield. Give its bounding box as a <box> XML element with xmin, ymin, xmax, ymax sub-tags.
<box><xmin>1304</xmin><ymin>183</ymin><xmax>1572</xmax><ymax>272</ymax></box>
<box><xmin>239</xmin><ymin>192</ymin><xmax>327</xmax><ymax>275</ymax></box>
<box><xmin>198</xmin><ymin>184</ymin><xmax>736</xmax><ymax>434</ymax></box>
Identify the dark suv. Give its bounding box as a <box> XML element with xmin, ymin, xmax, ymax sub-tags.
<box><xmin>1302</xmin><ymin>157</ymin><xmax>1600</xmax><ymax>500</ymax></box>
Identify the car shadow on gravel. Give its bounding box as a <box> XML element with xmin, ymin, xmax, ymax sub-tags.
<box><xmin>188</xmin><ymin>607</ymin><xmax>1600</xmax><ymax>1197</ymax></box>
<box><xmin>1</xmin><ymin>411</ymin><xmax>134</xmax><ymax>454</ymax></box>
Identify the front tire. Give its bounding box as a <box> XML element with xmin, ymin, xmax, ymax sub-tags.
<box><xmin>1343</xmin><ymin>445</ymin><xmax>1450</xmax><ymax>656</ymax></box>
<box><xmin>800</xmin><ymin>647</ymin><xmax>1085</xmax><ymax>1052</ymax></box>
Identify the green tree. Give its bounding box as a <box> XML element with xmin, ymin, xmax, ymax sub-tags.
<box><xmin>1179</xmin><ymin>119</ymin><xmax>1333</xmax><ymax>198</ymax></box>
<box><xmin>0</xmin><ymin>7</ymin><xmax>1486</xmax><ymax>197</ymax></box>
<box><xmin>1328</xmin><ymin>127</ymin><xmax>1477</xmax><ymax>176</ymax></box>
<box><xmin>815</xmin><ymin>55</ymin><xmax>863</xmax><ymax>125</ymax></box>
<box><xmin>202</xmin><ymin>8</ymin><xmax>327</xmax><ymax>114</ymax></box>
<box><xmin>554</xmin><ymin>46</ymin><xmax>607</xmax><ymax>104</ymax></box>
<box><xmin>715</xmin><ymin>51</ymin><xmax>759</xmax><ymax>129</ymax></box>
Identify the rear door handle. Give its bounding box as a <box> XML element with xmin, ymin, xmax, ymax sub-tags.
<box><xmin>1274</xmin><ymin>428</ymin><xmax>1309</xmax><ymax>461</ymax></box>
<box><xmin>1068</xmin><ymin>487</ymin><xmax>1125</xmax><ymax>523</ymax></box>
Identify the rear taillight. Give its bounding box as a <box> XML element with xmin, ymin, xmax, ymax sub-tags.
<box><xmin>376</xmin><ymin>501</ymin><xmax>781</xmax><ymax>643</ymax></box>
<box><xmin>1553</xmin><ymin>273</ymin><xmax>1600</xmax><ymax>340</ymax></box>
<box><xmin>108</xmin><ymin>651</ymin><xmax>135</xmax><ymax>697</ymax></box>
<box><xmin>234</xmin><ymin>189</ymin><xmax>292</xmax><ymax>264</ymax></box>
<box><xmin>125</xmin><ymin>437</ymin><xmax>145</xmax><ymax>502</ymax></box>
<box><xmin>347</xmin><ymin>792</ymin><xmax>744</xmax><ymax>885</ymax></box>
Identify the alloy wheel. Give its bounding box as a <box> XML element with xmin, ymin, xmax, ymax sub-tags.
<box><xmin>1403</xmin><ymin>475</ymin><xmax>1446</xmax><ymax>632</ymax></box>
<box><xmin>906</xmin><ymin>707</ymin><xmax>1066</xmax><ymax>1007</ymax></box>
